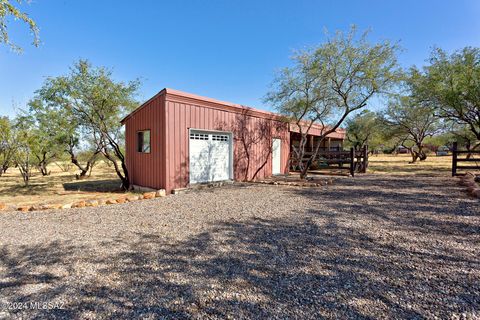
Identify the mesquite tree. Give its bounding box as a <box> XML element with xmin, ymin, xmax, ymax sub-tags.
<box><xmin>17</xmin><ymin>111</ymin><xmax>63</xmax><ymax>176</ymax></box>
<box><xmin>415</xmin><ymin>47</ymin><xmax>480</xmax><ymax>142</ymax></box>
<box><xmin>382</xmin><ymin>95</ymin><xmax>441</xmax><ymax>163</ymax></box>
<box><xmin>266</xmin><ymin>27</ymin><xmax>401</xmax><ymax>178</ymax></box>
<box><xmin>38</xmin><ymin>60</ymin><xmax>140</xmax><ymax>189</ymax></box>
<box><xmin>12</xmin><ymin>119</ymin><xmax>34</xmax><ymax>186</ymax></box>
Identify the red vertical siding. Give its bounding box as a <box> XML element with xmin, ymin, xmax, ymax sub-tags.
<box><xmin>124</xmin><ymin>92</ymin><xmax>166</xmax><ymax>190</ymax></box>
<box><xmin>162</xmin><ymin>94</ymin><xmax>290</xmax><ymax>193</ymax></box>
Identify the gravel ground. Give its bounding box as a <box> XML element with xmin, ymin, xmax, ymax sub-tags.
<box><xmin>0</xmin><ymin>175</ymin><xmax>479</xmax><ymax>319</ymax></box>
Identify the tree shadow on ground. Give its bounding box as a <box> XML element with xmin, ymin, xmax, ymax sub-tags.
<box><xmin>1</xmin><ymin>202</ymin><xmax>479</xmax><ymax>319</ymax></box>
<box><xmin>62</xmin><ymin>179</ymin><xmax>123</xmax><ymax>193</ymax></box>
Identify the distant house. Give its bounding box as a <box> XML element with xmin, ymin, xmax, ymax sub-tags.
<box><xmin>121</xmin><ymin>89</ymin><xmax>345</xmax><ymax>194</ymax></box>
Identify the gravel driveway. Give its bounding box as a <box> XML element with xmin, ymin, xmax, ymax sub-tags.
<box><xmin>0</xmin><ymin>175</ymin><xmax>478</xmax><ymax>319</ymax></box>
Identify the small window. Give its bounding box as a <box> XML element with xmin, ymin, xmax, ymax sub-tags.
<box><xmin>137</xmin><ymin>130</ymin><xmax>151</xmax><ymax>153</ymax></box>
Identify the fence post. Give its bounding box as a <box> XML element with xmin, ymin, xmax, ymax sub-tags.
<box><xmin>350</xmin><ymin>147</ymin><xmax>355</xmax><ymax>177</ymax></box>
<box><xmin>452</xmin><ymin>142</ymin><xmax>457</xmax><ymax>177</ymax></box>
<box><xmin>362</xmin><ymin>145</ymin><xmax>368</xmax><ymax>173</ymax></box>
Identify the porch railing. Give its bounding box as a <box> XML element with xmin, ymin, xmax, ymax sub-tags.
<box><xmin>290</xmin><ymin>146</ymin><xmax>368</xmax><ymax>177</ymax></box>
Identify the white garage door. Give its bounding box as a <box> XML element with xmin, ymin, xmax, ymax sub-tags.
<box><xmin>189</xmin><ymin>130</ymin><xmax>232</xmax><ymax>184</ymax></box>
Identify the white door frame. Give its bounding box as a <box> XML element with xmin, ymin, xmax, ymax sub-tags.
<box><xmin>272</xmin><ymin>138</ymin><xmax>281</xmax><ymax>175</ymax></box>
<box><xmin>188</xmin><ymin>128</ymin><xmax>234</xmax><ymax>184</ymax></box>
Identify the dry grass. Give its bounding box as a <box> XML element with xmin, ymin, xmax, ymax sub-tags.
<box><xmin>0</xmin><ymin>161</ymin><xmax>134</xmax><ymax>206</ymax></box>
<box><xmin>368</xmin><ymin>154</ymin><xmax>454</xmax><ymax>176</ymax></box>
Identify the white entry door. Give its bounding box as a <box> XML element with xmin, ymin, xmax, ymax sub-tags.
<box><xmin>272</xmin><ymin>138</ymin><xmax>281</xmax><ymax>175</ymax></box>
<box><xmin>189</xmin><ymin>130</ymin><xmax>232</xmax><ymax>184</ymax></box>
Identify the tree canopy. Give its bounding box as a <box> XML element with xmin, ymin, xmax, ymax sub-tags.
<box><xmin>415</xmin><ymin>47</ymin><xmax>480</xmax><ymax>140</ymax></box>
<box><xmin>0</xmin><ymin>0</ymin><xmax>39</xmax><ymax>52</ymax></box>
<box><xmin>32</xmin><ymin>60</ymin><xmax>140</xmax><ymax>189</ymax></box>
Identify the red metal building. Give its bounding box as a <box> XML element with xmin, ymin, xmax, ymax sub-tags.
<box><xmin>121</xmin><ymin>89</ymin><xmax>345</xmax><ymax>194</ymax></box>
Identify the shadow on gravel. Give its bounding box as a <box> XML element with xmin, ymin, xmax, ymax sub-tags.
<box><xmin>62</xmin><ymin>179</ymin><xmax>123</xmax><ymax>193</ymax></box>
<box><xmin>0</xmin><ymin>176</ymin><xmax>478</xmax><ymax>319</ymax></box>
<box><xmin>1</xmin><ymin>213</ymin><xmax>479</xmax><ymax>318</ymax></box>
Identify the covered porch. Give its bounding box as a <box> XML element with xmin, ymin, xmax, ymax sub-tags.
<box><xmin>289</xmin><ymin>132</ymin><xmax>343</xmax><ymax>153</ymax></box>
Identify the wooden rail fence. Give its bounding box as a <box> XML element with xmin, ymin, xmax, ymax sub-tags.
<box><xmin>290</xmin><ymin>146</ymin><xmax>369</xmax><ymax>177</ymax></box>
<box><xmin>452</xmin><ymin>142</ymin><xmax>480</xmax><ymax>176</ymax></box>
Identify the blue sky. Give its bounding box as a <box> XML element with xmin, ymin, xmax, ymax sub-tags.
<box><xmin>1</xmin><ymin>0</ymin><xmax>479</xmax><ymax>117</ymax></box>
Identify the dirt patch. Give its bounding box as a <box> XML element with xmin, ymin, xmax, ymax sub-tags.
<box><xmin>0</xmin><ymin>162</ymin><xmax>134</xmax><ymax>206</ymax></box>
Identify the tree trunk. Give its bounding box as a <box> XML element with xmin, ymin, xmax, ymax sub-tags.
<box><xmin>290</xmin><ymin>132</ymin><xmax>309</xmax><ymax>179</ymax></box>
<box><xmin>71</xmin><ymin>154</ymin><xmax>98</xmax><ymax>179</ymax></box>
<box><xmin>119</xmin><ymin>160</ymin><xmax>130</xmax><ymax>190</ymax></box>
<box><xmin>300</xmin><ymin>159</ymin><xmax>311</xmax><ymax>179</ymax></box>
<box><xmin>409</xmin><ymin>149</ymin><xmax>419</xmax><ymax>163</ymax></box>
<box><xmin>19</xmin><ymin>167</ymin><xmax>29</xmax><ymax>186</ymax></box>
<box><xmin>418</xmin><ymin>144</ymin><xmax>427</xmax><ymax>161</ymax></box>
<box><xmin>300</xmin><ymin>136</ymin><xmax>326</xmax><ymax>179</ymax></box>
<box><xmin>102</xmin><ymin>148</ymin><xmax>130</xmax><ymax>190</ymax></box>
<box><xmin>36</xmin><ymin>152</ymin><xmax>51</xmax><ymax>176</ymax></box>
<box><xmin>18</xmin><ymin>153</ymin><xmax>30</xmax><ymax>186</ymax></box>
<box><xmin>38</xmin><ymin>161</ymin><xmax>49</xmax><ymax>176</ymax></box>
<box><xmin>0</xmin><ymin>164</ymin><xmax>6</xmax><ymax>176</ymax></box>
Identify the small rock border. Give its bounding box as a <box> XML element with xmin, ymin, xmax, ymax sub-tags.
<box><xmin>457</xmin><ymin>173</ymin><xmax>480</xmax><ymax>199</ymax></box>
<box><xmin>0</xmin><ymin>189</ymin><xmax>167</xmax><ymax>213</ymax></box>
